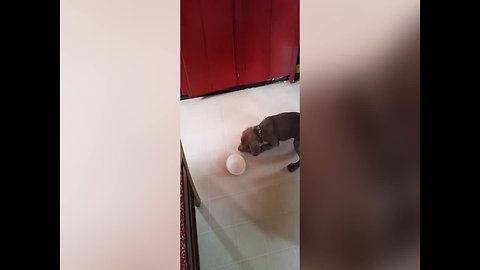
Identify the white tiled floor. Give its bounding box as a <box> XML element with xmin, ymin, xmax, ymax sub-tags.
<box><xmin>181</xmin><ymin>81</ymin><xmax>300</xmax><ymax>270</ymax></box>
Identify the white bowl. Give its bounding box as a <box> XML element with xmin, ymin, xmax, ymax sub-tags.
<box><xmin>226</xmin><ymin>154</ymin><xmax>246</xmax><ymax>175</ymax></box>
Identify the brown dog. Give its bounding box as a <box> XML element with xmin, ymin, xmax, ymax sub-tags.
<box><xmin>238</xmin><ymin>112</ymin><xmax>300</xmax><ymax>172</ymax></box>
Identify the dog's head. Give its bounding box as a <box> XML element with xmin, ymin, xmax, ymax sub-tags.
<box><xmin>238</xmin><ymin>127</ymin><xmax>261</xmax><ymax>156</ymax></box>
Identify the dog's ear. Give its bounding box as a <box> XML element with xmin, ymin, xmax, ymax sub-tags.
<box><xmin>243</xmin><ymin>126</ymin><xmax>253</xmax><ymax>135</ymax></box>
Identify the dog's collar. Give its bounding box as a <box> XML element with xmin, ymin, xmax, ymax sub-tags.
<box><xmin>255</xmin><ymin>125</ymin><xmax>263</xmax><ymax>140</ymax></box>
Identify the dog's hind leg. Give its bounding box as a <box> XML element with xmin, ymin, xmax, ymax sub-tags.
<box><xmin>287</xmin><ymin>139</ymin><xmax>300</xmax><ymax>172</ymax></box>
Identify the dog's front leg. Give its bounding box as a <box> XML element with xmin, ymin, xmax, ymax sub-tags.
<box><xmin>287</xmin><ymin>160</ymin><xmax>300</xmax><ymax>172</ymax></box>
<box><xmin>261</xmin><ymin>143</ymin><xmax>275</xmax><ymax>152</ymax></box>
<box><xmin>252</xmin><ymin>144</ymin><xmax>272</xmax><ymax>156</ymax></box>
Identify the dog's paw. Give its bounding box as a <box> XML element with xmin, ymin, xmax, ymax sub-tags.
<box><xmin>287</xmin><ymin>162</ymin><xmax>299</xmax><ymax>172</ymax></box>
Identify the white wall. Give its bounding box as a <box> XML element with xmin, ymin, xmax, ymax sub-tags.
<box><xmin>60</xmin><ymin>0</ymin><xmax>179</xmax><ymax>269</ymax></box>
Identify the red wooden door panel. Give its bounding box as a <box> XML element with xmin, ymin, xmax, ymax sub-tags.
<box><xmin>270</xmin><ymin>0</ymin><xmax>299</xmax><ymax>80</ymax></box>
<box><xmin>180</xmin><ymin>53</ymin><xmax>189</xmax><ymax>97</ymax></box>
<box><xmin>200</xmin><ymin>0</ymin><xmax>238</xmax><ymax>92</ymax></box>
<box><xmin>181</xmin><ymin>0</ymin><xmax>211</xmax><ymax>97</ymax></box>
<box><xmin>234</xmin><ymin>0</ymin><xmax>272</xmax><ymax>86</ymax></box>
<box><xmin>181</xmin><ymin>0</ymin><xmax>299</xmax><ymax>98</ymax></box>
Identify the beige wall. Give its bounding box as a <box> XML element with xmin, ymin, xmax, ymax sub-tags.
<box><xmin>60</xmin><ymin>0</ymin><xmax>179</xmax><ymax>269</ymax></box>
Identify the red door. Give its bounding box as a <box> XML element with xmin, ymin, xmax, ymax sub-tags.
<box><xmin>234</xmin><ymin>0</ymin><xmax>272</xmax><ymax>86</ymax></box>
<box><xmin>181</xmin><ymin>0</ymin><xmax>237</xmax><ymax>98</ymax></box>
<box><xmin>181</xmin><ymin>0</ymin><xmax>299</xmax><ymax>98</ymax></box>
<box><xmin>200</xmin><ymin>0</ymin><xmax>238</xmax><ymax>92</ymax></box>
<box><xmin>181</xmin><ymin>0</ymin><xmax>211</xmax><ymax>97</ymax></box>
<box><xmin>180</xmin><ymin>53</ymin><xmax>190</xmax><ymax>97</ymax></box>
<box><xmin>270</xmin><ymin>0</ymin><xmax>299</xmax><ymax>82</ymax></box>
